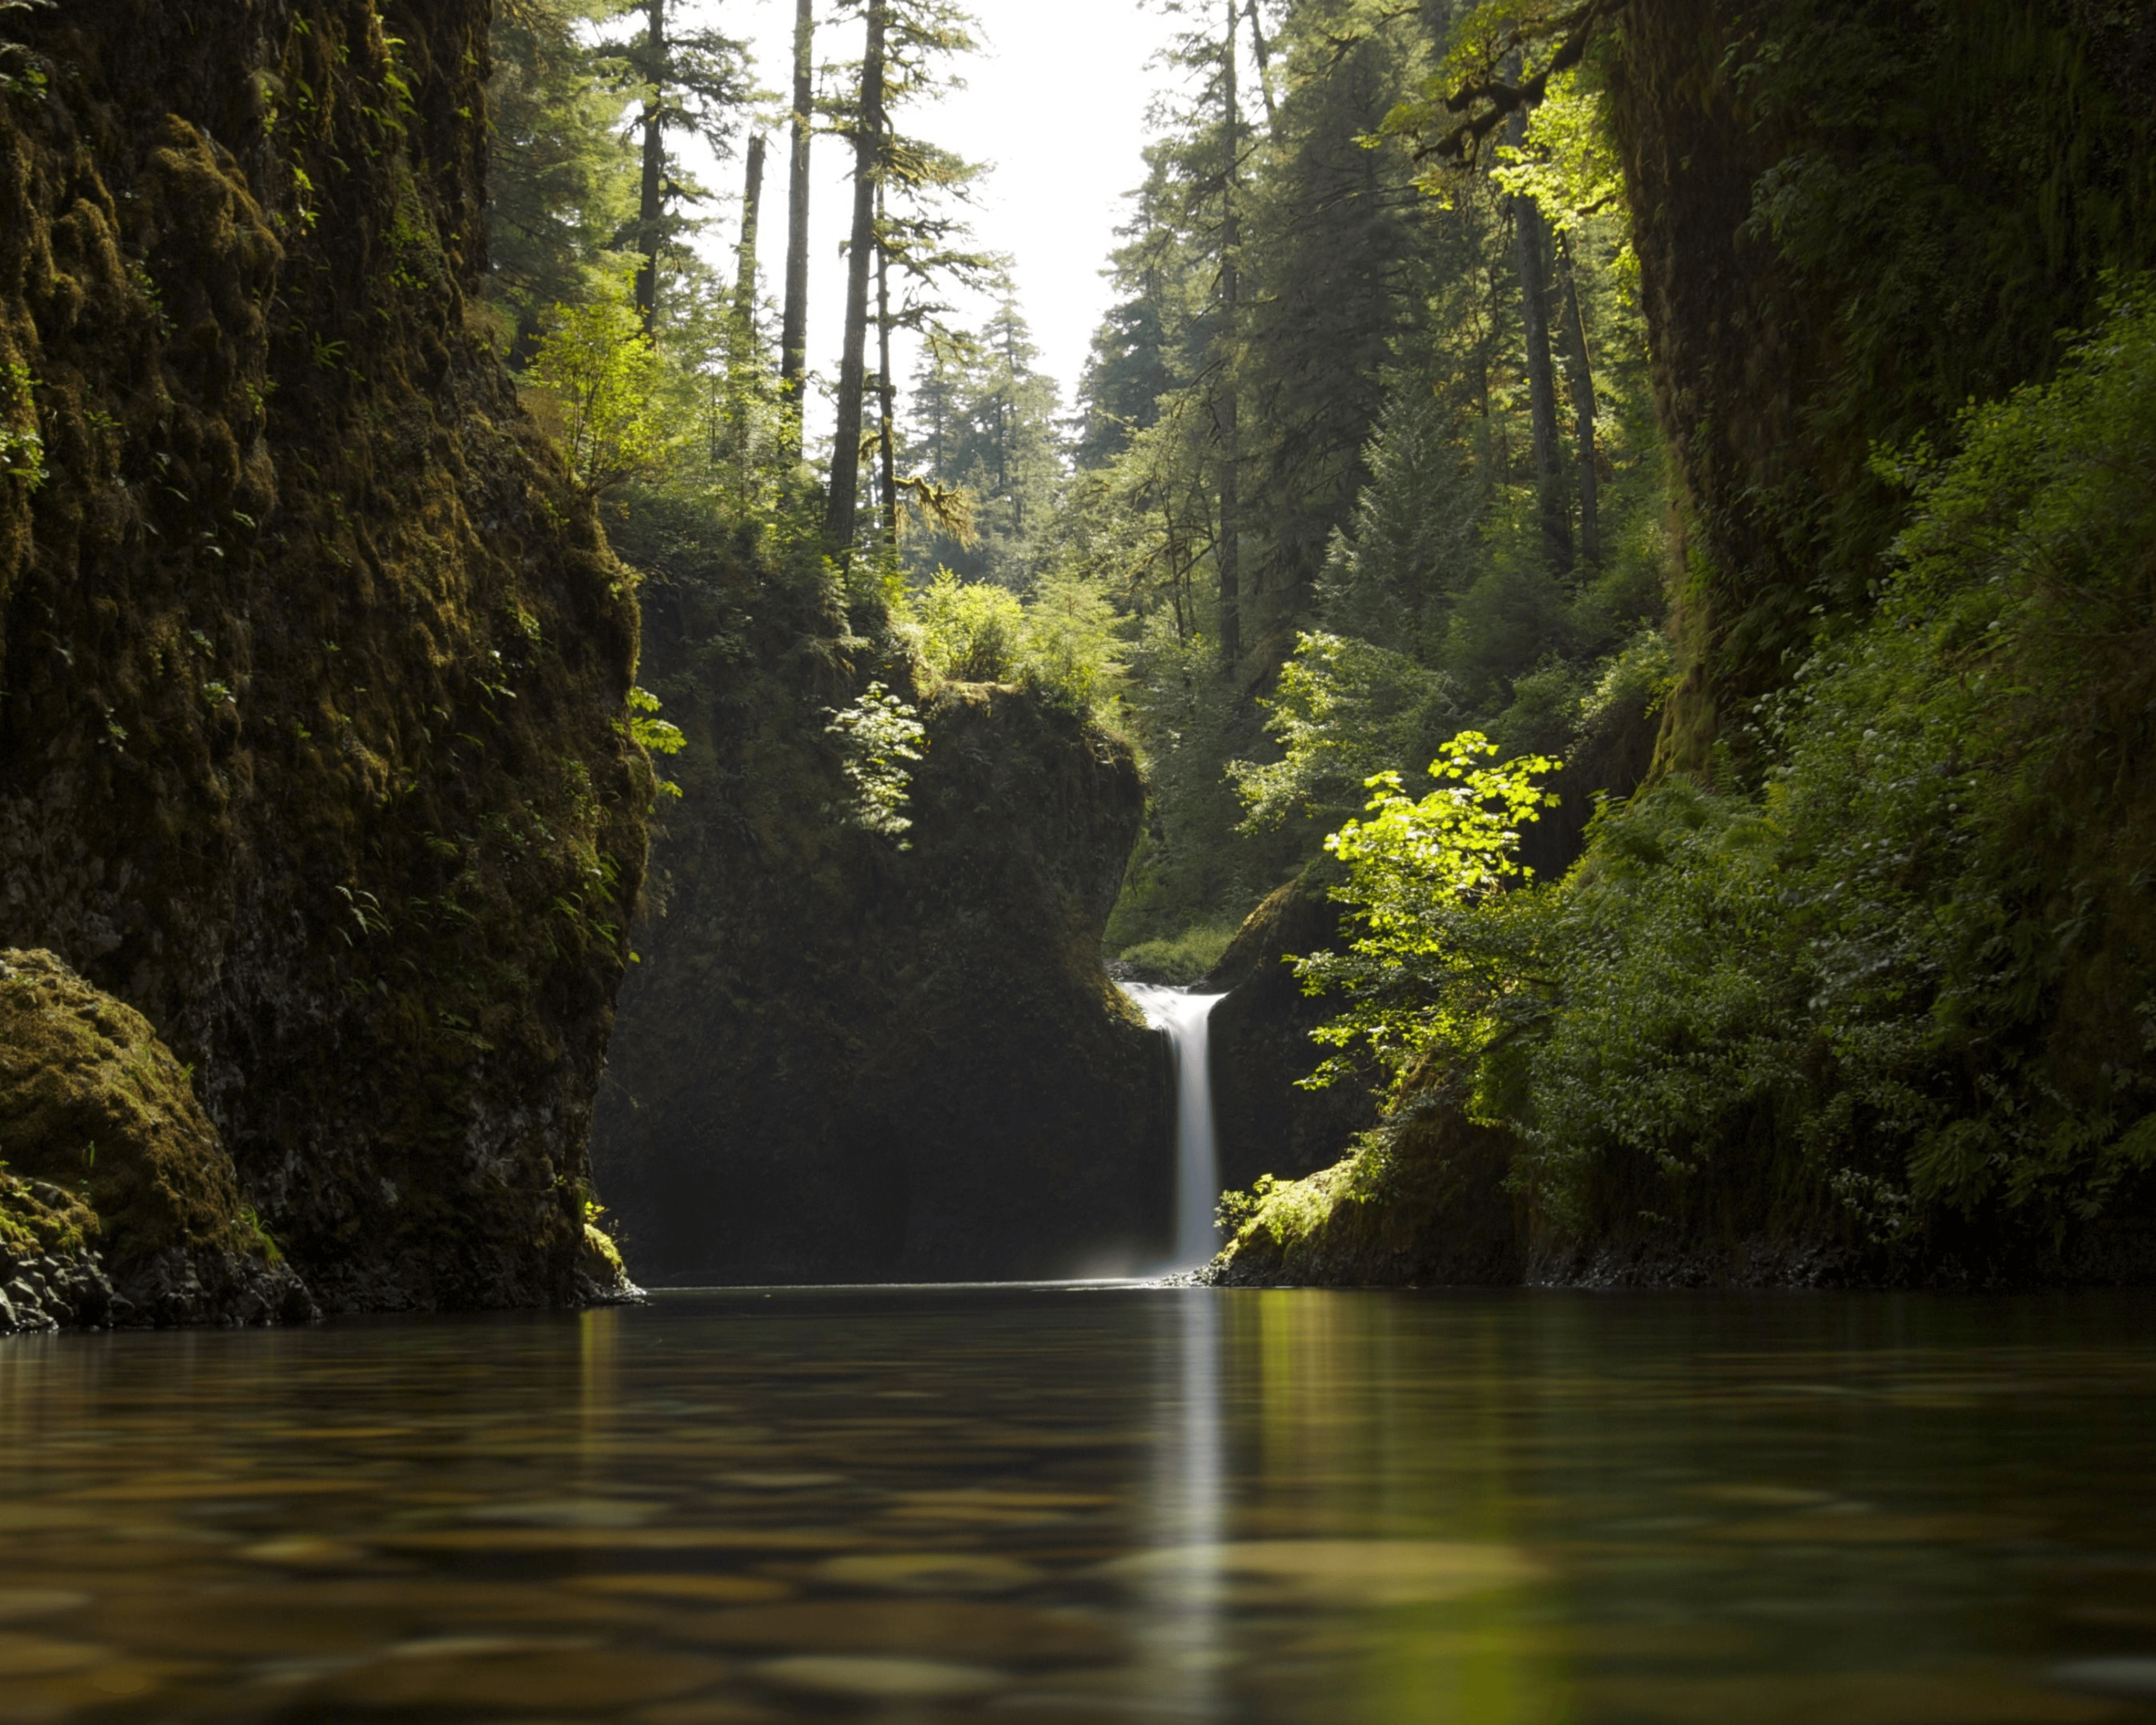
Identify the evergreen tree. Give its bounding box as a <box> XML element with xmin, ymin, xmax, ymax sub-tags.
<box><xmin>600</xmin><ymin>0</ymin><xmax>751</xmax><ymax>332</ymax></box>
<box><xmin>487</xmin><ymin>0</ymin><xmax>638</xmax><ymax>360</ymax></box>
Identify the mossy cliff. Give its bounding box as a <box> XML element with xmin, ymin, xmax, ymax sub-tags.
<box><xmin>0</xmin><ymin>4</ymin><xmax>647</xmax><ymax>1310</ymax></box>
<box><xmin>1607</xmin><ymin>0</ymin><xmax>2156</xmax><ymax>775</ymax></box>
<box><xmin>1214</xmin><ymin>2</ymin><xmax>2156</xmax><ymax>1293</ymax></box>
<box><xmin>0</xmin><ymin>949</ymin><xmax>313</xmax><ymax>1329</ymax></box>
<box><xmin>593</xmin><ymin>542</ymin><xmax>1170</xmax><ymax>1286</ymax></box>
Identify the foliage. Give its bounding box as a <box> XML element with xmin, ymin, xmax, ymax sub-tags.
<box><xmin>901</xmin><ymin>568</ymin><xmax>1123</xmax><ymax>711</ymax></box>
<box><xmin>625</xmin><ymin>686</ymin><xmax>684</xmax><ymax>801</ymax></box>
<box><xmin>1230</xmin><ymin>632</ymin><xmax>1458</xmax><ymax>836</ymax></box>
<box><xmin>525</xmin><ymin>271</ymin><xmax>669</xmax><ymax>495</ymax></box>
<box><xmin>1294</xmin><ymin>733</ymin><xmax>1560</xmax><ymax>1092</ymax></box>
<box><xmin>908</xmin><ymin>569</ymin><xmax>1025</xmax><ymax>682</ymax></box>
<box><xmin>825</xmin><ymin>681</ymin><xmax>928</xmax><ymax>842</ymax></box>
<box><xmin>1326</xmin><ymin>291</ymin><xmax>2156</xmax><ymax>1247</ymax></box>
<box><xmin>1117</xmin><ymin>920</ymin><xmax>1239</xmax><ymax>986</ymax></box>
<box><xmin>486</xmin><ymin>0</ymin><xmax>637</xmax><ymax>358</ymax></box>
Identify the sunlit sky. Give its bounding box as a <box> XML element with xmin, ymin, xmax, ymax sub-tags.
<box><xmin>683</xmin><ymin>0</ymin><xmax>1202</xmax><ymax>437</ymax></box>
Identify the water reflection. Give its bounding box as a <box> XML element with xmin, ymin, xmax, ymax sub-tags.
<box><xmin>0</xmin><ymin>1289</ymin><xmax>2152</xmax><ymax>1722</ymax></box>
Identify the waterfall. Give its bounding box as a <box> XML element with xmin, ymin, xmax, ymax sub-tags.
<box><xmin>1123</xmin><ymin>983</ymin><xmax>1229</xmax><ymax>1270</ymax></box>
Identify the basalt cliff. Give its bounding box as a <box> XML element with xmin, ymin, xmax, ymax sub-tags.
<box><xmin>0</xmin><ymin>1</ymin><xmax>648</xmax><ymax>1318</ymax></box>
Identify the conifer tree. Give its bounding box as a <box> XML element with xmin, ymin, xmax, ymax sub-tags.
<box><xmin>779</xmin><ymin>0</ymin><xmax>815</xmax><ymax>459</ymax></box>
<box><xmin>603</xmin><ymin>0</ymin><xmax>750</xmax><ymax>333</ymax></box>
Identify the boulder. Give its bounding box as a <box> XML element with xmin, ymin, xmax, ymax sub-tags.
<box><xmin>0</xmin><ymin>950</ymin><xmax>314</xmax><ymax>1328</ymax></box>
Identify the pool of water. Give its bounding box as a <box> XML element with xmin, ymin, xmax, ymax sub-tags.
<box><xmin>3</xmin><ymin>1287</ymin><xmax>2156</xmax><ymax>1723</ymax></box>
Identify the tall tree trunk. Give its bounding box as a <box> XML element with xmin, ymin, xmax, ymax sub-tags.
<box><xmin>634</xmin><ymin>0</ymin><xmax>667</xmax><ymax>333</ymax></box>
<box><xmin>825</xmin><ymin>0</ymin><xmax>885</xmax><ymax>555</ymax></box>
<box><xmin>1217</xmin><ymin>0</ymin><xmax>1243</xmax><ymax>673</ymax></box>
<box><xmin>779</xmin><ymin>0</ymin><xmax>814</xmax><ymax>459</ymax></box>
<box><xmin>1244</xmin><ymin>0</ymin><xmax>1279</xmax><ymax>137</ymax></box>
<box><xmin>876</xmin><ymin>183</ymin><xmax>898</xmax><ymax>550</ymax></box>
<box><xmin>1508</xmin><ymin>107</ymin><xmax>1570</xmax><ymax>574</ymax></box>
<box><xmin>734</xmin><ymin>134</ymin><xmax>766</xmax><ymax>326</ymax></box>
<box><xmin>732</xmin><ymin>134</ymin><xmax>768</xmax><ymax>489</ymax></box>
<box><xmin>1556</xmin><ymin>231</ymin><xmax>1600</xmax><ymax>569</ymax></box>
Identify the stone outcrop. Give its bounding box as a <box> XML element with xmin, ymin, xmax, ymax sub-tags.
<box><xmin>592</xmin><ymin>554</ymin><xmax>1171</xmax><ymax>1286</ymax></box>
<box><xmin>0</xmin><ymin>949</ymin><xmax>313</xmax><ymax>1330</ymax></box>
<box><xmin>0</xmin><ymin>3</ymin><xmax>647</xmax><ymax>1312</ymax></box>
<box><xmin>1201</xmin><ymin>868</ymin><xmax>1381</xmax><ymax>1199</ymax></box>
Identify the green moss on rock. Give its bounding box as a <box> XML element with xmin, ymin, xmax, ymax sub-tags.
<box><xmin>0</xmin><ymin>948</ymin><xmax>312</xmax><ymax>1326</ymax></box>
<box><xmin>0</xmin><ymin>3</ymin><xmax>647</xmax><ymax>1311</ymax></box>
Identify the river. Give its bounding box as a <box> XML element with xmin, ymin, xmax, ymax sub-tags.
<box><xmin>3</xmin><ymin>1287</ymin><xmax>2154</xmax><ymax>1722</ymax></box>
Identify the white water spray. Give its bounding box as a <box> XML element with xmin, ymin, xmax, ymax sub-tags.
<box><xmin>1123</xmin><ymin>984</ymin><xmax>1229</xmax><ymax>1270</ymax></box>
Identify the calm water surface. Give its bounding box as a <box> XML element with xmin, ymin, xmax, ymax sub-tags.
<box><xmin>3</xmin><ymin>1287</ymin><xmax>2155</xmax><ymax>1723</ymax></box>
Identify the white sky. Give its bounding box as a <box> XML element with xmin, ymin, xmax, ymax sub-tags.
<box><xmin>689</xmin><ymin>0</ymin><xmax>1198</xmax><ymax>440</ymax></box>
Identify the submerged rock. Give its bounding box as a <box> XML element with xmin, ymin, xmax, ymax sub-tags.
<box><xmin>0</xmin><ymin>950</ymin><xmax>314</xmax><ymax>1329</ymax></box>
<box><xmin>593</xmin><ymin>559</ymin><xmax>1171</xmax><ymax>1284</ymax></box>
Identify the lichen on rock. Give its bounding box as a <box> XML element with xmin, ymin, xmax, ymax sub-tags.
<box><xmin>0</xmin><ymin>948</ymin><xmax>313</xmax><ymax>1329</ymax></box>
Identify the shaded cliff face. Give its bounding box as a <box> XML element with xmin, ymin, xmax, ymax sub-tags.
<box><xmin>1200</xmin><ymin>869</ymin><xmax>1380</xmax><ymax>1200</ymax></box>
<box><xmin>593</xmin><ymin>557</ymin><xmax>1170</xmax><ymax>1286</ymax></box>
<box><xmin>1607</xmin><ymin>0</ymin><xmax>2156</xmax><ymax>775</ymax></box>
<box><xmin>0</xmin><ymin>4</ymin><xmax>648</xmax><ymax>1308</ymax></box>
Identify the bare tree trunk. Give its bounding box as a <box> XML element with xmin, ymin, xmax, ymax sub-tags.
<box><xmin>1556</xmin><ymin>230</ymin><xmax>1601</xmax><ymax>569</ymax></box>
<box><xmin>732</xmin><ymin>134</ymin><xmax>767</xmax><ymax>490</ymax></box>
<box><xmin>779</xmin><ymin>0</ymin><xmax>814</xmax><ymax>459</ymax></box>
<box><xmin>825</xmin><ymin>0</ymin><xmax>885</xmax><ymax>556</ymax></box>
<box><xmin>634</xmin><ymin>0</ymin><xmax>666</xmax><ymax>333</ymax></box>
<box><xmin>1217</xmin><ymin>0</ymin><xmax>1243</xmax><ymax>673</ymax></box>
<box><xmin>734</xmin><ymin>135</ymin><xmax>766</xmax><ymax>326</ymax></box>
<box><xmin>1244</xmin><ymin>0</ymin><xmax>1278</xmax><ymax>136</ymax></box>
<box><xmin>1508</xmin><ymin>106</ymin><xmax>1570</xmax><ymax>575</ymax></box>
<box><xmin>876</xmin><ymin>184</ymin><xmax>898</xmax><ymax>550</ymax></box>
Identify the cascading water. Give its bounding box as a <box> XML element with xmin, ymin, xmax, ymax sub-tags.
<box><xmin>1122</xmin><ymin>983</ymin><xmax>1230</xmax><ymax>1270</ymax></box>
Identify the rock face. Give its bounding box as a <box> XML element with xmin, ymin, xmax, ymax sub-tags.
<box><xmin>1211</xmin><ymin>1092</ymin><xmax>1522</xmax><ymax>1289</ymax></box>
<box><xmin>593</xmin><ymin>559</ymin><xmax>1171</xmax><ymax>1285</ymax></box>
<box><xmin>0</xmin><ymin>950</ymin><xmax>313</xmax><ymax>1330</ymax></box>
<box><xmin>0</xmin><ymin>4</ymin><xmax>647</xmax><ymax>1311</ymax></box>
<box><xmin>1201</xmin><ymin>869</ymin><xmax>1381</xmax><ymax>1199</ymax></box>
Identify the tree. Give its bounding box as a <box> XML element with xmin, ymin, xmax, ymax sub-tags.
<box><xmin>601</xmin><ymin>0</ymin><xmax>750</xmax><ymax>333</ymax></box>
<box><xmin>487</xmin><ymin>0</ymin><xmax>637</xmax><ymax>360</ymax></box>
<box><xmin>527</xmin><ymin>270</ymin><xmax>669</xmax><ymax>496</ymax></box>
<box><xmin>778</xmin><ymin>0</ymin><xmax>816</xmax><ymax>454</ymax></box>
<box><xmin>825</xmin><ymin>0</ymin><xmax>888</xmax><ymax>555</ymax></box>
<box><xmin>824</xmin><ymin>0</ymin><xmax>985</xmax><ymax>559</ymax></box>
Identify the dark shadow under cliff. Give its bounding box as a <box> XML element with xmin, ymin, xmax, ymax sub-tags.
<box><xmin>592</xmin><ymin>535</ymin><xmax>1172</xmax><ymax>1285</ymax></box>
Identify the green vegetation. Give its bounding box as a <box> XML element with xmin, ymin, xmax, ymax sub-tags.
<box><xmin>1214</xmin><ymin>0</ymin><xmax>2156</xmax><ymax>1282</ymax></box>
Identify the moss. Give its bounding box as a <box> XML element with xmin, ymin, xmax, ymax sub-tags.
<box><xmin>0</xmin><ymin>1166</ymin><xmax>96</xmax><ymax>1262</ymax></box>
<box><xmin>0</xmin><ymin>949</ymin><xmax>262</xmax><ymax>1272</ymax></box>
<box><xmin>1211</xmin><ymin>1092</ymin><xmax>1522</xmax><ymax>1288</ymax></box>
<box><xmin>1115</xmin><ymin>923</ymin><xmax>1240</xmax><ymax>986</ymax></box>
<box><xmin>0</xmin><ymin>3</ymin><xmax>648</xmax><ymax>1310</ymax></box>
